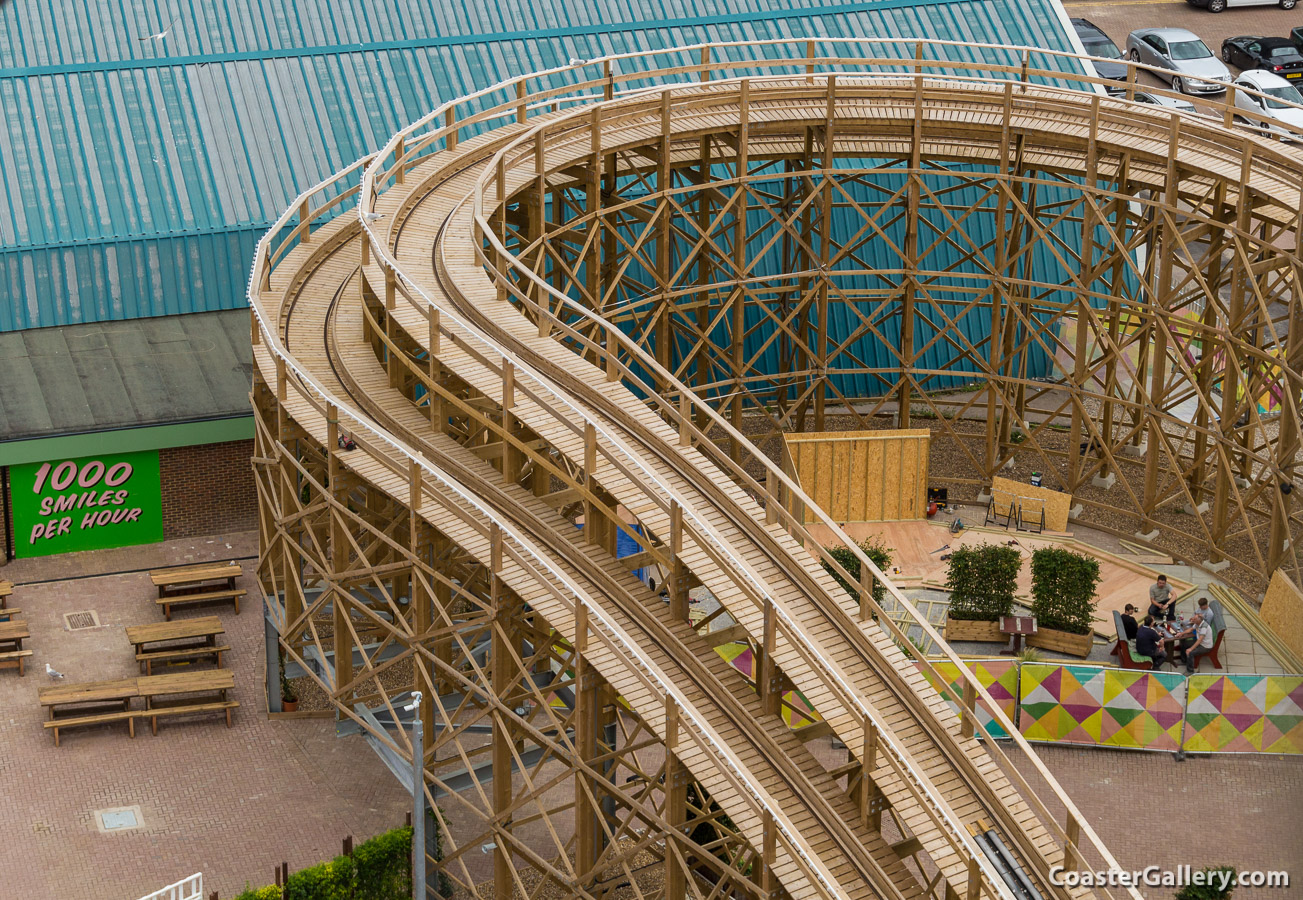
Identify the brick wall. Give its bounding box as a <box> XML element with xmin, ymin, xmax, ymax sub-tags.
<box><xmin>160</xmin><ymin>440</ymin><xmax>257</xmax><ymax>539</ymax></box>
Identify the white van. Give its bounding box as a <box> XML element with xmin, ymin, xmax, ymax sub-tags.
<box><xmin>1186</xmin><ymin>0</ymin><xmax>1296</xmax><ymax>11</ymax></box>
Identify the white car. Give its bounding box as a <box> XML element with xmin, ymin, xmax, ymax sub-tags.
<box><xmin>1186</xmin><ymin>0</ymin><xmax>1296</xmax><ymax>11</ymax></box>
<box><xmin>1232</xmin><ymin>70</ymin><xmax>1303</xmax><ymax>140</ymax></box>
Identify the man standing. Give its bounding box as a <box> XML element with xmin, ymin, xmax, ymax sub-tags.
<box><xmin>1185</xmin><ymin>613</ymin><xmax>1215</xmax><ymax>673</ymax></box>
<box><xmin>1148</xmin><ymin>574</ymin><xmax>1175</xmax><ymax>622</ymax></box>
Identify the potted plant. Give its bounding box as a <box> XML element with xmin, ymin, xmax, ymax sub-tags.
<box><xmin>279</xmin><ymin>653</ymin><xmax>299</xmax><ymax>713</ymax></box>
<box><xmin>944</xmin><ymin>544</ymin><xmax>1021</xmax><ymax>642</ymax></box>
<box><xmin>1027</xmin><ymin>547</ymin><xmax>1100</xmax><ymax>657</ymax></box>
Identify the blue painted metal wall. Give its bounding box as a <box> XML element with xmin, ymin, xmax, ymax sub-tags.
<box><xmin>0</xmin><ymin>0</ymin><xmax>1088</xmax><ymax>338</ymax></box>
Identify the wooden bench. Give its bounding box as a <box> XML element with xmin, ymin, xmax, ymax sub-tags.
<box><xmin>136</xmin><ymin>644</ymin><xmax>232</xmax><ymax>675</ymax></box>
<box><xmin>43</xmin><ymin>710</ymin><xmax>137</xmax><ymax>746</ymax></box>
<box><xmin>156</xmin><ymin>588</ymin><xmax>246</xmax><ymax>620</ymax></box>
<box><xmin>0</xmin><ymin>607</ymin><xmax>23</xmax><ymax>622</ymax></box>
<box><xmin>139</xmin><ymin>700</ymin><xmax>239</xmax><ymax>734</ymax></box>
<box><xmin>0</xmin><ymin>649</ymin><xmax>33</xmax><ymax>676</ymax></box>
<box><xmin>0</xmin><ymin>580</ymin><xmax>12</xmax><ymax>607</ymax></box>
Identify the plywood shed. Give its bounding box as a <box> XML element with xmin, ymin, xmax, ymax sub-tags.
<box><xmin>1259</xmin><ymin>570</ymin><xmax>1303</xmax><ymax>663</ymax></box>
<box><xmin>784</xmin><ymin>430</ymin><xmax>930</xmax><ymax>523</ymax></box>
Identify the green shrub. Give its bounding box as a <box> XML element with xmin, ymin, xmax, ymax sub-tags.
<box><xmin>1029</xmin><ymin>547</ymin><xmax>1100</xmax><ymax>635</ymax></box>
<box><xmin>822</xmin><ymin>537</ymin><xmax>893</xmax><ymax>605</ymax></box>
<box><xmin>354</xmin><ymin>825</ymin><xmax>413</xmax><ymax>900</ymax></box>
<box><xmin>232</xmin><ymin>886</ymin><xmax>282</xmax><ymax>900</ymax></box>
<box><xmin>945</xmin><ymin>544</ymin><xmax>1020</xmax><ymax>622</ymax></box>
<box><xmin>1175</xmin><ymin>866</ymin><xmax>1236</xmax><ymax>900</ymax></box>
<box><xmin>232</xmin><ymin>824</ymin><xmax>415</xmax><ymax>900</ymax></box>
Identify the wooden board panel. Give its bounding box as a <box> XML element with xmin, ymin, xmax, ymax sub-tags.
<box><xmin>990</xmin><ymin>476</ymin><xmax>1072</xmax><ymax>533</ymax></box>
<box><xmin>1260</xmin><ymin>570</ymin><xmax>1303</xmax><ymax>662</ymax></box>
<box><xmin>784</xmin><ymin>430</ymin><xmax>930</xmax><ymax>523</ymax></box>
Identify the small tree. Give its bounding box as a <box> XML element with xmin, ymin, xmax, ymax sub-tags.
<box><xmin>1176</xmin><ymin>866</ymin><xmax>1236</xmax><ymax>900</ymax></box>
<box><xmin>822</xmin><ymin>536</ymin><xmax>893</xmax><ymax>605</ymax></box>
<box><xmin>1030</xmin><ymin>547</ymin><xmax>1101</xmax><ymax>635</ymax></box>
<box><xmin>946</xmin><ymin>544</ymin><xmax>1020</xmax><ymax>621</ymax></box>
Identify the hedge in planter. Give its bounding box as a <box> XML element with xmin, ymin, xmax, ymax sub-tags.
<box><xmin>945</xmin><ymin>544</ymin><xmax>1021</xmax><ymax>622</ymax></box>
<box><xmin>1029</xmin><ymin>547</ymin><xmax>1100</xmax><ymax>636</ymax></box>
<box><xmin>232</xmin><ymin>824</ymin><xmax>416</xmax><ymax>900</ymax></box>
<box><xmin>822</xmin><ymin>537</ymin><xmax>893</xmax><ymax>606</ymax></box>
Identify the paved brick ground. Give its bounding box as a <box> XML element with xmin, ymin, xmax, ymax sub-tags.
<box><xmin>0</xmin><ymin>530</ymin><xmax>408</xmax><ymax>900</ymax></box>
<box><xmin>1008</xmin><ymin>745</ymin><xmax>1303</xmax><ymax>900</ymax></box>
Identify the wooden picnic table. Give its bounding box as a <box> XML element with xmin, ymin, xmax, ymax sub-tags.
<box><xmin>0</xmin><ymin>580</ymin><xmax>12</xmax><ymax>608</ymax></box>
<box><xmin>149</xmin><ymin>562</ymin><xmax>246</xmax><ymax>620</ymax></box>
<box><xmin>138</xmin><ymin>669</ymin><xmax>237</xmax><ymax>733</ymax></box>
<box><xmin>0</xmin><ymin>619</ymin><xmax>33</xmax><ymax>676</ymax></box>
<box><xmin>0</xmin><ymin>619</ymin><xmax>30</xmax><ymax>650</ymax></box>
<box><xmin>40</xmin><ymin>677</ymin><xmax>139</xmax><ymax>718</ymax></box>
<box><xmin>126</xmin><ymin>616</ymin><xmax>228</xmax><ymax>674</ymax></box>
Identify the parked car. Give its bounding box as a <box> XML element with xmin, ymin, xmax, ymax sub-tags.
<box><xmin>1186</xmin><ymin>0</ymin><xmax>1296</xmax><ymax>10</ymax></box>
<box><xmin>1126</xmin><ymin>28</ymin><xmax>1232</xmax><ymax>94</ymax></box>
<box><xmin>1221</xmin><ymin>36</ymin><xmax>1303</xmax><ymax>81</ymax></box>
<box><xmin>1071</xmin><ymin>18</ymin><xmax>1128</xmax><ymax>84</ymax></box>
<box><xmin>1231</xmin><ymin>70</ymin><xmax>1303</xmax><ymax>139</ymax></box>
<box><xmin>1131</xmin><ymin>91</ymin><xmax>1201</xmax><ymax>115</ymax></box>
<box><xmin>1291</xmin><ymin>26</ymin><xmax>1303</xmax><ymax>52</ymax></box>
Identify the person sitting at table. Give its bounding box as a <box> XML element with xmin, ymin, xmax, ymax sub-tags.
<box><xmin>1135</xmin><ymin>615</ymin><xmax>1167</xmax><ymax>669</ymax></box>
<box><xmin>1194</xmin><ymin>597</ymin><xmax>1224</xmax><ymax>635</ymax></box>
<box><xmin>1185</xmin><ymin>613</ymin><xmax>1215</xmax><ymax>673</ymax></box>
<box><xmin>1147</xmin><ymin>574</ymin><xmax>1175</xmax><ymax>622</ymax></box>
<box><xmin>1120</xmin><ymin>604</ymin><xmax>1140</xmax><ymax>641</ymax></box>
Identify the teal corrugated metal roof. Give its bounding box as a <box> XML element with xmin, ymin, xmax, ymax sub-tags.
<box><xmin>0</xmin><ymin>0</ymin><xmax>1087</xmax><ymax>332</ymax></box>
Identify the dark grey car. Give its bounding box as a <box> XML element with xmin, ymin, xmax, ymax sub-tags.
<box><xmin>1072</xmin><ymin>18</ymin><xmax>1128</xmax><ymax>83</ymax></box>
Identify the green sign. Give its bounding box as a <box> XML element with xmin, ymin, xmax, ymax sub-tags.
<box><xmin>10</xmin><ymin>450</ymin><xmax>163</xmax><ymax>558</ymax></box>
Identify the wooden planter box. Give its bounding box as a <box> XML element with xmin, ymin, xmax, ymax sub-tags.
<box><xmin>944</xmin><ymin>615</ymin><xmax>1004</xmax><ymax>643</ymax></box>
<box><xmin>1027</xmin><ymin>626</ymin><xmax>1094</xmax><ymax>658</ymax></box>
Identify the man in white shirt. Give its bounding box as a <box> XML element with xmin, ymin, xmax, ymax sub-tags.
<box><xmin>1184</xmin><ymin>614</ymin><xmax>1215</xmax><ymax>673</ymax></box>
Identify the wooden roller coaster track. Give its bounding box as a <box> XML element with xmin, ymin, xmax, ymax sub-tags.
<box><xmin>249</xmin><ymin>39</ymin><xmax>1300</xmax><ymax>900</ymax></box>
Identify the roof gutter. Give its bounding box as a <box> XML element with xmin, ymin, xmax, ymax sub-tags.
<box><xmin>0</xmin><ymin>414</ymin><xmax>253</xmax><ymax>466</ymax></box>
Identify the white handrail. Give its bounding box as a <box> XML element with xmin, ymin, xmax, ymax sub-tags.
<box><xmin>136</xmin><ymin>873</ymin><xmax>202</xmax><ymax>900</ymax></box>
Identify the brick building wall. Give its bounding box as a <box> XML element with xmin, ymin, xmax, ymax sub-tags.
<box><xmin>160</xmin><ymin>439</ymin><xmax>257</xmax><ymax>539</ymax></box>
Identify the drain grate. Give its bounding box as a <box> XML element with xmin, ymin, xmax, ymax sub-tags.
<box><xmin>63</xmin><ymin>610</ymin><xmax>100</xmax><ymax>630</ymax></box>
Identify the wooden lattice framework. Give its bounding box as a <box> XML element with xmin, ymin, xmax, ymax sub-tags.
<box><xmin>250</xmin><ymin>39</ymin><xmax>1300</xmax><ymax>900</ymax></box>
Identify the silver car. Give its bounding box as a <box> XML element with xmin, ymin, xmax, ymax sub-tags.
<box><xmin>1126</xmin><ymin>27</ymin><xmax>1232</xmax><ymax>94</ymax></box>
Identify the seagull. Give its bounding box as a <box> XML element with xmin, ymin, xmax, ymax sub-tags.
<box><xmin>362</xmin><ymin>211</ymin><xmax>385</xmax><ymax>222</ymax></box>
<box><xmin>568</xmin><ymin>57</ymin><xmax>589</xmax><ymax>67</ymax></box>
<box><xmin>45</xmin><ymin>663</ymin><xmax>65</xmax><ymax>679</ymax></box>
<box><xmin>138</xmin><ymin>17</ymin><xmax>179</xmax><ymax>42</ymax></box>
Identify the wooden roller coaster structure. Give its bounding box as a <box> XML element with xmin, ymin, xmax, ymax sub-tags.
<box><xmin>249</xmin><ymin>39</ymin><xmax>1300</xmax><ymax>900</ymax></box>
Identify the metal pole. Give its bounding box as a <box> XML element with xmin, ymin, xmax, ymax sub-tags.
<box><xmin>409</xmin><ymin>691</ymin><xmax>426</xmax><ymax>899</ymax></box>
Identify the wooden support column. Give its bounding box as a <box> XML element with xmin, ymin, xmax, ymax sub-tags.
<box><xmin>1143</xmin><ymin>122</ymin><xmax>1180</xmax><ymax>526</ymax></box>
<box><xmin>761</xmin><ymin>809</ymin><xmax>778</xmax><ymax>900</ymax></box>
<box><xmin>583</xmin><ymin>424</ymin><xmax>598</xmax><ymax>544</ymax></box>
<box><xmin>1068</xmin><ymin>101</ymin><xmax>1099</xmax><ymax>490</ymax></box>
<box><xmin>729</xmin><ymin>81</ymin><xmax>750</xmax><ymax>462</ymax></box>
<box><xmin>815</xmin><ymin>83</ymin><xmax>835</xmax><ymax>432</ymax></box>
<box><xmin>899</xmin><ymin>59</ymin><xmax>923</xmax><ymax>430</ymax></box>
<box><xmin>758</xmin><ymin>599</ymin><xmax>779</xmax><ymax>717</ymax></box>
<box><xmin>656</xmin><ymin>93</ymin><xmax>673</xmax><ymax>395</ymax></box>
<box><xmin>668</xmin><ymin>502</ymin><xmax>688</xmax><ymax>622</ymax></box>
<box><xmin>489</xmin><ymin>525</ymin><xmax>513</xmax><ymax>900</ymax></box>
<box><xmin>664</xmin><ymin>697</ymin><xmax>688</xmax><ymax>899</ymax></box>
<box><xmin>574</xmin><ymin>605</ymin><xmax>600</xmax><ymax>883</ymax></box>
<box><xmin>409</xmin><ymin>463</ymin><xmax>435</xmax><ymax>749</ymax></box>
<box><xmin>327</xmin><ymin>405</ymin><xmax>353</xmax><ymax>705</ymax></box>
